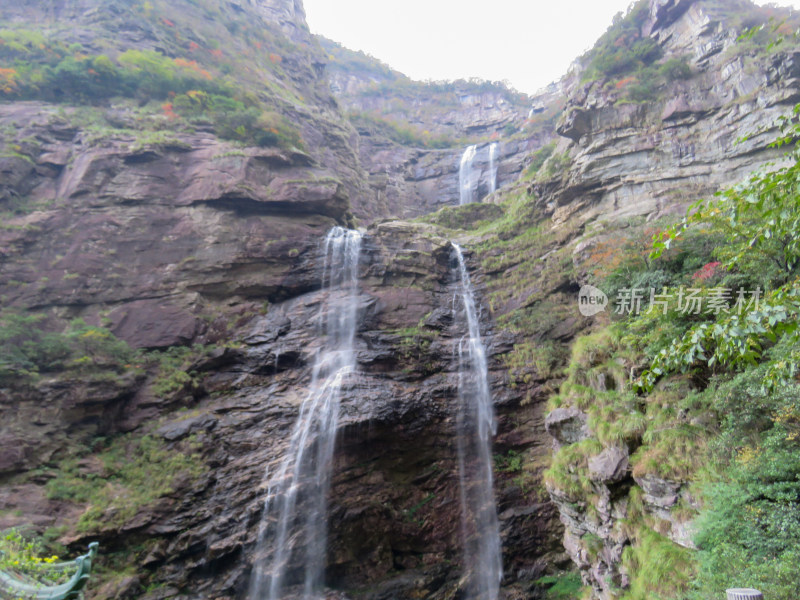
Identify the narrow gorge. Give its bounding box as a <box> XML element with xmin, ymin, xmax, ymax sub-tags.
<box><xmin>1</xmin><ymin>0</ymin><xmax>799</xmax><ymax>599</ymax></box>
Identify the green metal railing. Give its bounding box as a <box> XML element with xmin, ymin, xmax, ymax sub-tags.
<box><xmin>0</xmin><ymin>543</ymin><xmax>98</xmax><ymax>600</ymax></box>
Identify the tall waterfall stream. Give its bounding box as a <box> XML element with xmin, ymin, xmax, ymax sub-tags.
<box><xmin>249</xmin><ymin>230</ymin><xmax>502</xmax><ymax>600</ymax></box>
<box><xmin>453</xmin><ymin>243</ymin><xmax>503</xmax><ymax>600</ymax></box>
<box><xmin>249</xmin><ymin>227</ymin><xmax>362</xmax><ymax>600</ymax></box>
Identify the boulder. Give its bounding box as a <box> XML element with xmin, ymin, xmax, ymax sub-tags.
<box><xmin>545</xmin><ymin>408</ymin><xmax>590</xmax><ymax>446</ymax></box>
<box><xmin>588</xmin><ymin>446</ymin><xmax>630</xmax><ymax>484</ymax></box>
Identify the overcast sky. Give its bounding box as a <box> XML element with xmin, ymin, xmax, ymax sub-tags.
<box><xmin>303</xmin><ymin>0</ymin><xmax>800</xmax><ymax>94</ymax></box>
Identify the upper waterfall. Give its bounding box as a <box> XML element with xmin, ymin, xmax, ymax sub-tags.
<box><xmin>459</xmin><ymin>145</ymin><xmax>478</xmax><ymax>205</ymax></box>
<box><xmin>489</xmin><ymin>142</ymin><xmax>499</xmax><ymax>194</ymax></box>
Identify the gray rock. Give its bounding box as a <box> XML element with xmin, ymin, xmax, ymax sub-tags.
<box><xmin>157</xmin><ymin>414</ymin><xmax>218</xmax><ymax>442</ymax></box>
<box><xmin>634</xmin><ymin>474</ymin><xmax>682</xmax><ymax>509</ymax></box>
<box><xmin>545</xmin><ymin>408</ymin><xmax>590</xmax><ymax>446</ymax></box>
<box><xmin>588</xmin><ymin>446</ymin><xmax>629</xmax><ymax>484</ymax></box>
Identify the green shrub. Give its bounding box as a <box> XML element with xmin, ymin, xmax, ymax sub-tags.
<box><xmin>621</xmin><ymin>527</ymin><xmax>694</xmax><ymax>600</ymax></box>
<box><xmin>494</xmin><ymin>449</ymin><xmax>523</xmax><ymax>473</ymax></box>
<box><xmin>149</xmin><ymin>345</ymin><xmax>209</xmax><ymax>398</ymax></box>
<box><xmin>523</xmin><ymin>142</ymin><xmax>556</xmax><ymax>179</ymax></box>
<box><xmin>0</xmin><ymin>530</ymin><xmax>65</xmax><ymax>585</ymax></box>
<box><xmin>0</xmin><ymin>312</ymin><xmax>71</xmax><ymax>379</ymax></box>
<box><xmin>0</xmin><ymin>39</ymin><xmax>230</xmax><ymax>105</ymax></box>
<box><xmin>536</xmin><ymin>151</ymin><xmax>571</xmax><ymax>182</ymax></box>
<box><xmin>581</xmin><ymin>1</ymin><xmax>657</xmax><ymax>81</ymax></box>
<box><xmin>659</xmin><ymin>57</ymin><xmax>693</xmax><ymax>81</ymax></box>
<box><xmin>535</xmin><ymin>571</ymin><xmax>584</xmax><ymax>599</ymax></box>
<box><xmin>46</xmin><ymin>434</ymin><xmax>206</xmax><ymax>533</ymax></box>
<box><xmin>171</xmin><ymin>91</ymin><xmax>303</xmax><ymax>148</ymax></box>
<box><xmin>692</xmin><ymin>368</ymin><xmax>800</xmax><ymax>600</ymax></box>
<box><xmin>0</xmin><ymin>311</ymin><xmax>136</xmax><ymax>382</ymax></box>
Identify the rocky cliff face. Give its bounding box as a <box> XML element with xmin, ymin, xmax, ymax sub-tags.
<box><xmin>2</xmin><ymin>0</ymin><xmax>799</xmax><ymax>598</ymax></box>
<box><xmin>533</xmin><ymin>1</ymin><xmax>800</xmax><ymax>597</ymax></box>
<box><xmin>0</xmin><ymin>1</ymin><xmax>564</xmax><ymax>597</ymax></box>
<box><xmin>320</xmin><ymin>36</ymin><xmax>563</xmax><ymax>218</ymax></box>
<box><xmin>0</xmin><ymin>216</ymin><xmax>564</xmax><ymax>599</ymax></box>
<box><xmin>546</xmin><ymin>1</ymin><xmax>799</xmax><ymax>227</ymax></box>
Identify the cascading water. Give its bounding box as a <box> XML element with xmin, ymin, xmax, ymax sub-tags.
<box><xmin>249</xmin><ymin>226</ymin><xmax>362</xmax><ymax>600</ymax></box>
<box><xmin>488</xmin><ymin>142</ymin><xmax>499</xmax><ymax>195</ymax></box>
<box><xmin>452</xmin><ymin>244</ymin><xmax>503</xmax><ymax>600</ymax></box>
<box><xmin>459</xmin><ymin>144</ymin><xmax>478</xmax><ymax>205</ymax></box>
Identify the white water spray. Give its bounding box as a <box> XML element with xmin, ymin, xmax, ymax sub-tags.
<box><xmin>249</xmin><ymin>226</ymin><xmax>362</xmax><ymax>600</ymax></box>
<box><xmin>488</xmin><ymin>142</ymin><xmax>499</xmax><ymax>194</ymax></box>
<box><xmin>459</xmin><ymin>145</ymin><xmax>478</xmax><ymax>205</ymax></box>
<box><xmin>452</xmin><ymin>243</ymin><xmax>502</xmax><ymax>600</ymax></box>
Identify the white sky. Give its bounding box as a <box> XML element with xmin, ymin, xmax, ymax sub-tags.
<box><xmin>303</xmin><ymin>0</ymin><xmax>800</xmax><ymax>94</ymax></box>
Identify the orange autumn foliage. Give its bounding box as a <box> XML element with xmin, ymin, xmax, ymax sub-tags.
<box><xmin>161</xmin><ymin>102</ymin><xmax>177</xmax><ymax>119</ymax></box>
<box><xmin>0</xmin><ymin>67</ymin><xmax>19</xmax><ymax>94</ymax></box>
<box><xmin>616</xmin><ymin>76</ymin><xmax>636</xmax><ymax>89</ymax></box>
<box><xmin>583</xmin><ymin>226</ymin><xmax>662</xmax><ymax>281</ymax></box>
<box><xmin>269</xmin><ymin>53</ymin><xmax>282</xmax><ymax>64</ymax></box>
<box><xmin>173</xmin><ymin>58</ymin><xmax>212</xmax><ymax>80</ymax></box>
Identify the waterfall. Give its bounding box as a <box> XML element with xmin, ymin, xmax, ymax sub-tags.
<box><xmin>459</xmin><ymin>144</ymin><xmax>477</xmax><ymax>205</ymax></box>
<box><xmin>452</xmin><ymin>244</ymin><xmax>503</xmax><ymax>600</ymax></box>
<box><xmin>249</xmin><ymin>226</ymin><xmax>362</xmax><ymax>600</ymax></box>
<box><xmin>488</xmin><ymin>142</ymin><xmax>499</xmax><ymax>194</ymax></box>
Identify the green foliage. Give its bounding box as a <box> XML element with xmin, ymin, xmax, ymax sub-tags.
<box><xmin>0</xmin><ymin>25</ymin><xmax>305</xmax><ymax>148</ymax></box>
<box><xmin>523</xmin><ymin>142</ymin><xmax>556</xmax><ymax>179</ymax></box>
<box><xmin>581</xmin><ymin>1</ymin><xmax>659</xmax><ymax>81</ymax></box>
<box><xmin>0</xmin><ymin>530</ymin><xmax>65</xmax><ymax>586</ymax></box>
<box><xmin>544</xmin><ymin>438</ymin><xmax>603</xmax><ymax>499</ymax></box>
<box><xmin>640</xmin><ymin>105</ymin><xmax>800</xmax><ymax>391</ymax></box>
<box><xmin>535</xmin><ymin>571</ymin><xmax>584</xmax><ymax>599</ymax></box>
<box><xmin>392</xmin><ymin>326</ymin><xmax>438</xmax><ymax>375</ymax></box>
<box><xmin>494</xmin><ymin>450</ymin><xmax>523</xmax><ymax>473</ymax></box>
<box><xmin>535</xmin><ymin>151</ymin><xmax>571</xmax><ymax>182</ymax></box>
<box><xmin>659</xmin><ymin>57</ymin><xmax>693</xmax><ymax>82</ymax></box>
<box><xmin>0</xmin><ymin>311</ymin><xmax>70</xmax><ymax>380</ymax></box>
<box><xmin>45</xmin><ymin>434</ymin><xmax>206</xmax><ymax>533</ymax></box>
<box><xmin>173</xmin><ymin>92</ymin><xmax>303</xmax><ymax>148</ymax></box>
<box><xmin>117</xmin><ymin>49</ymin><xmax>214</xmax><ymax>98</ymax></box>
<box><xmin>0</xmin><ymin>37</ymin><xmax>225</xmax><ymax>103</ymax></box>
<box><xmin>347</xmin><ymin>110</ymin><xmax>460</xmax><ymax>149</ymax></box>
<box><xmin>418</xmin><ymin>202</ymin><xmax>504</xmax><ymax>231</ymax></box>
<box><xmin>0</xmin><ymin>311</ymin><xmax>137</xmax><ymax>383</ymax></box>
<box><xmin>578</xmin><ymin>1</ymin><xmax>696</xmax><ymax>102</ymax></box>
<box><xmin>504</xmin><ymin>340</ymin><xmax>566</xmax><ymax>386</ymax></box>
<box><xmin>317</xmin><ymin>36</ymin><xmax>399</xmax><ymax>83</ymax></box>
<box><xmin>691</xmin><ymin>368</ymin><xmax>800</xmax><ymax>600</ymax></box>
<box><xmin>621</xmin><ymin>527</ymin><xmax>694</xmax><ymax>600</ymax></box>
<box><xmin>728</xmin><ymin>10</ymin><xmax>800</xmax><ymax>59</ymax></box>
<box><xmin>148</xmin><ymin>344</ymin><xmax>217</xmax><ymax>398</ymax></box>
<box><xmin>547</xmin><ymin>102</ymin><xmax>800</xmax><ymax>599</ymax></box>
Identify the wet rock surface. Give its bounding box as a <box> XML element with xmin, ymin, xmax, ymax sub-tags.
<box><xmin>0</xmin><ymin>219</ymin><xmax>563</xmax><ymax>599</ymax></box>
<box><xmin>2</xmin><ymin>0</ymin><xmax>799</xmax><ymax>599</ymax></box>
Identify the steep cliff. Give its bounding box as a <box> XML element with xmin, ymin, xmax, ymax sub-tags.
<box><xmin>0</xmin><ymin>1</ymin><xmax>563</xmax><ymax>598</ymax></box>
<box><xmin>320</xmin><ymin>36</ymin><xmax>563</xmax><ymax>218</ymax></box>
<box><xmin>2</xmin><ymin>0</ymin><xmax>799</xmax><ymax>599</ymax></box>
<box><xmin>493</xmin><ymin>0</ymin><xmax>800</xmax><ymax>597</ymax></box>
